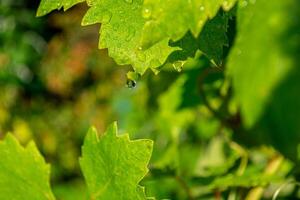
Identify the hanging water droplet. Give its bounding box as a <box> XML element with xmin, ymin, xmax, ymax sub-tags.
<box><xmin>101</xmin><ymin>10</ymin><xmax>112</xmax><ymax>24</ymax></box>
<box><xmin>124</xmin><ymin>0</ymin><xmax>133</xmax><ymax>4</ymax></box>
<box><xmin>199</xmin><ymin>5</ymin><xmax>205</xmax><ymax>11</ymax></box>
<box><xmin>172</xmin><ymin>61</ymin><xmax>185</xmax><ymax>72</ymax></box>
<box><xmin>151</xmin><ymin>68</ymin><xmax>160</xmax><ymax>75</ymax></box>
<box><xmin>87</xmin><ymin>0</ymin><xmax>93</xmax><ymax>6</ymax></box>
<box><xmin>126</xmin><ymin>71</ymin><xmax>140</xmax><ymax>88</ymax></box>
<box><xmin>126</xmin><ymin>79</ymin><xmax>136</xmax><ymax>88</ymax></box>
<box><xmin>241</xmin><ymin>0</ymin><xmax>248</xmax><ymax>7</ymax></box>
<box><xmin>41</xmin><ymin>9</ymin><xmax>47</xmax><ymax>15</ymax></box>
<box><xmin>142</xmin><ymin>6</ymin><xmax>152</xmax><ymax>19</ymax></box>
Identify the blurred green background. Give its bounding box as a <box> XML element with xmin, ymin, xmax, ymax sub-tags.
<box><xmin>0</xmin><ymin>1</ymin><xmax>299</xmax><ymax>199</ymax></box>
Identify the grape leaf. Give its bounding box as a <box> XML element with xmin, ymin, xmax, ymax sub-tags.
<box><xmin>141</xmin><ymin>0</ymin><xmax>237</xmax><ymax>49</ymax></box>
<box><xmin>79</xmin><ymin>122</ymin><xmax>153</xmax><ymax>200</ymax></box>
<box><xmin>0</xmin><ymin>134</ymin><xmax>55</xmax><ymax>200</ymax></box>
<box><xmin>226</xmin><ymin>0</ymin><xmax>300</xmax><ymax>160</ymax></box>
<box><xmin>37</xmin><ymin>0</ymin><xmax>84</xmax><ymax>17</ymax></box>
<box><xmin>81</xmin><ymin>0</ymin><xmax>178</xmax><ymax>74</ymax></box>
<box><xmin>168</xmin><ymin>12</ymin><xmax>229</xmax><ymax>65</ymax></box>
<box><xmin>227</xmin><ymin>0</ymin><xmax>299</xmax><ymax>127</ymax></box>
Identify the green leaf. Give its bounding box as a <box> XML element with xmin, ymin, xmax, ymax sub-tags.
<box><xmin>168</xmin><ymin>12</ymin><xmax>229</xmax><ymax>66</ymax></box>
<box><xmin>227</xmin><ymin>0</ymin><xmax>300</xmax><ymax>127</ymax></box>
<box><xmin>36</xmin><ymin>0</ymin><xmax>84</xmax><ymax>17</ymax></box>
<box><xmin>79</xmin><ymin>122</ymin><xmax>153</xmax><ymax>200</ymax></box>
<box><xmin>81</xmin><ymin>0</ymin><xmax>178</xmax><ymax>74</ymax></box>
<box><xmin>0</xmin><ymin>134</ymin><xmax>55</xmax><ymax>200</ymax></box>
<box><xmin>195</xmin><ymin>136</ymin><xmax>238</xmax><ymax>177</ymax></box>
<box><xmin>141</xmin><ymin>0</ymin><xmax>237</xmax><ymax>49</ymax></box>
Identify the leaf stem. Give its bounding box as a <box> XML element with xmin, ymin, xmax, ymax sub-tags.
<box><xmin>175</xmin><ymin>175</ymin><xmax>195</xmax><ymax>200</ymax></box>
<box><xmin>245</xmin><ymin>154</ymin><xmax>284</xmax><ymax>200</ymax></box>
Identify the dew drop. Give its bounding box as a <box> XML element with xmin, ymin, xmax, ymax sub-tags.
<box><xmin>124</xmin><ymin>0</ymin><xmax>133</xmax><ymax>4</ymax></box>
<box><xmin>126</xmin><ymin>71</ymin><xmax>140</xmax><ymax>88</ymax></box>
<box><xmin>41</xmin><ymin>9</ymin><xmax>47</xmax><ymax>15</ymax></box>
<box><xmin>126</xmin><ymin>79</ymin><xmax>136</xmax><ymax>88</ymax></box>
<box><xmin>142</xmin><ymin>6</ymin><xmax>152</xmax><ymax>19</ymax></box>
<box><xmin>151</xmin><ymin>68</ymin><xmax>160</xmax><ymax>75</ymax></box>
<box><xmin>87</xmin><ymin>0</ymin><xmax>93</xmax><ymax>6</ymax></box>
<box><xmin>199</xmin><ymin>5</ymin><xmax>205</xmax><ymax>11</ymax></box>
<box><xmin>172</xmin><ymin>61</ymin><xmax>185</xmax><ymax>72</ymax></box>
<box><xmin>101</xmin><ymin>10</ymin><xmax>112</xmax><ymax>24</ymax></box>
<box><xmin>241</xmin><ymin>0</ymin><xmax>248</xmax><ymax>7</ymax></box>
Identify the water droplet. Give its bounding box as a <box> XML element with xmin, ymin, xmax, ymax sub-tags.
<box><xmin>126</xmin><ymin>71</ymin><xmax>140</xmax><ymax>88</ymax></box>
<box><xmin>199</xmin><ymin>5</ymin><xmax>205</xmax><ymax>11</ymax></box>
<box><xmin>151</xmin><ymin>68</ymin><xmax>160</xmax><ymax>75</ymax></box>
<box><xmin>125</xmin><ymin>28</ymin><xmax>135</xmax><ymax>41</ymax></box>
<box><xmin>249</xmin><ymin>0</ymin><xmax>256</xmax><ymax>4</ymax></box>
<box><xmin>87</xmin><ymin>0</ymin><xmax>93</xmax><ymax>6</ymax></box>
<box><xmin>198</xmin><ymin>19</ymin><xmax>204</xmax><ymax>27</ymax></box>
<box><xmin>40</xmin><ymin>9</ymin><xmax>47</xmax><ymax>15</ymax></box>
<box><xmin>126</xmin><ymin>79</ymin><xmax>136</xmax><ymax>88</ymax></box>
<box><xmin>124</xmin><ymin>0</ymin><xmax>133</xmax><ymax>4</ymax></box>
<box><xmin>101</xmin><ymin>10</ymin><xmax>112</xmax><ymax>24</ymax></box>
<box><xmin>172</xmin><ymin>61</ymin><xmax>185</xmax><ymax>72</ymax></box>
<box><xmin>142</xmin><ymin>6</ymin><xmax>152</xmax><ymax>19</ymax></box>
<box><xmin>241</xmin><ymin>0</ymin><xmax>248</xmax><ymax>7</ymax></box>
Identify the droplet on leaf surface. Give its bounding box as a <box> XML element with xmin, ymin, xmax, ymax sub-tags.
<box><xmin>142</xmin><ymin>6</ymin><xmax>152</xmax><ymax>19</ymax></box>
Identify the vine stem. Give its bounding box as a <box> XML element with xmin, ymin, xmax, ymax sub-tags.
<box><xmin>245</xmin><ymin>154</ymin><xmax>284</xmax><ymax>200</ymax></box>
<box><xmin>175</xmin><ymin>175</ymin><xmax>195</xmax><ymax>200</ymax></box>
<box><xmin>197</xmin><ymin>67</ymin><xmax>242</xmax><ymax>131</ymax></box>
<box><xmin>197</xmin><ymin>67</ymin><xmax>224</xmax><ymax>120</ymax></box>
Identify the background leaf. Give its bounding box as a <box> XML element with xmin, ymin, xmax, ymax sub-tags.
<box><xmin>79</xmin><ymin>122</ymin><xmax>153</xmax><ymax>200</ymax></box>
<box><xmin>0</xmin><ymin>134</ymin><xmax>55</xmax><ymax>200</ymax></box>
